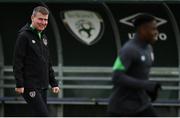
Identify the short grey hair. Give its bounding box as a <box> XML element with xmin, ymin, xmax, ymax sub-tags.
<box><xmin>32</xmin><ymin>6</ymin><xmax>49</xmax><ymax>16</ymax></box>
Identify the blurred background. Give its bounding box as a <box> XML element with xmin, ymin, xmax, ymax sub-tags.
<box><xmin>0</xmin><ymin>0</ymin><xmax>180</xmax><ymax>116</ymax></box>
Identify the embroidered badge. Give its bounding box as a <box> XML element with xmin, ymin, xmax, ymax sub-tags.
<box><xmin>151</xmin><ymin>52</ymin><xmax>154</xmax><ymax>61</ymax></box>
<box><xmin>141</xmin><ymin>55</ymin><xmax>146</xmax><ymax>61</ymax></box>
<box><xmin>32</xmin><ymin>40</ymin><xmax>36</xmax><ymax>44</ymax></box>
<box><xmin>29</xmin><ymin>91</ymin><xmax>36</xmax><ymax>98</ymax></box>
<box><xmin>43</xmin><ymin>38</ymin><xmax>48</xmax><ymax>46</ymax></box>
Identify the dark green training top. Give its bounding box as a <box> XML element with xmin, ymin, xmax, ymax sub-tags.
<box><xmin>108</xmin><ymin>34</ymin><xmax>158</xmax><ymax>115</ymax></box>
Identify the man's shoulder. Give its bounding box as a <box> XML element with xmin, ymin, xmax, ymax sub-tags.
<box><xmin>18</xmin><ymin>29</ymin><xmax>30</xmax><ymax>36</ymax></box>
<box><xmin>16</xmin><ymin>30</ymin><xmax>33</xmax><ymax>44</ymax></box>
<box><xmin>18</xmin><ymin>24</ymin><xmax>32</xmax><ymax>36</ymax></box>
<box><xmin>17</xmin><ymin>29</ymin><xmax>35</xmax><ymax>42</ymax></box>
<box><xmin>121</xmin><ymin>40</ymin><xmax>137</xmax><ymax>52</ymax></box>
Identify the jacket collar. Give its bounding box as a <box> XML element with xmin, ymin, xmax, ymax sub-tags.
<box><xmin>19</xmin><ymin>23</ymin><xmax>45</xmax><ymax>37</ymax></box>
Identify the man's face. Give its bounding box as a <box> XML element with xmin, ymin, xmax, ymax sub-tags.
<box><xmin>31</xmin><ymin>12</ymin><xmax>48</xmax><ymax>31</ymax></box>
<box><xmin>140</xmin><ymin>20</ymin><xmax>159</xmax><ymax>44</ymax></box>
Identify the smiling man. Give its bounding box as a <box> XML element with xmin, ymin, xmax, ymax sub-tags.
<box><xmin>13</xmin><ymin>6</ymin><xmax>60</xmax><ymax>116</ymax></box>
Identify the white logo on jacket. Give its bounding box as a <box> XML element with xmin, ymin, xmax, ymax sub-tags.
<box><xmin>151</xmin><ymin>52</ymin><xmax>154</xmax><ymax>61</ymax></box>
<box><xmin>43</xmin><ymin>38</ymin><xmax>48</xmax><ymax>46</ymax></box>
<box><xmin>141</xmin><ymin>55</ymin><xmax>146</xmax><ymax>61</ymax></box>
<box><xmin>29</xmin><ymin>91</ymin><xmax>36</xmax><ymax>98</ymax></box>
<box><xmin>32</xmin><ymin>40</ymin><xmax>36</xmax><ymax>44</ymax></box>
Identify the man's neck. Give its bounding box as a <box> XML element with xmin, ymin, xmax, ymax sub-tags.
<box><xmin>30</xmin><ymin>24</ymin><xmax>35</xmax><ymax>30</ymax></box>
<box><xmin>134</xmin><ymin>33</ymin><xmax>149</xmax><ymax>47</ymax></box>
<box><xmin>30</xmin><ymin>24</ymin><xmax>42</xmax><ymax>33</ymax></box>
<box><xmin>30</xmin><ymin>24</ymin><xmax>42</xmax><ymax>39</ymax></box>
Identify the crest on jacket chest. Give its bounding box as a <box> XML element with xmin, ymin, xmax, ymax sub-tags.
<box><xmin>43</xmin><ymin>38</ymin><xmax>48</xmax><ymax>46</ymax></box>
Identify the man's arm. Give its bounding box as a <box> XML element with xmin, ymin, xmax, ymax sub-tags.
<box><xmin>13</xmin><ymin>34</ymin><xmax>27</xmax><ymax>88</ymax></box>
<box><xmin>112</xmin><ymin>46</ymin><xmax>158</xmax><ymax>92</ymax></box>
<box><xmin>47</xmin><ymin>44</ymin><xmax>59</xmax><ymax>88</ymax></box>
<box><xmin>48</xmin><ymin>57</ymin><xmax>60</xmax><ymax>93</ymax></box>
<box><xmin>112</xmin><ymin>70</ymin><xmax>157</xmax><ymax>92</ymax></box>
<box><xmin>48</xmin><ymin>59</ymin><xmax>59</xmax><ymax>87</ymax></box>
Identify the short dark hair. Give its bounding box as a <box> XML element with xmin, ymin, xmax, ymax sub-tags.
<box><xmin>133</xmin><ymin>13</ymin><xmax>155</xmax><ymax>29</ymax></box>
<box><xmin>32</xmin><ymin>6</ymin><xmax>49</xmax><ymax>16</ymax></box>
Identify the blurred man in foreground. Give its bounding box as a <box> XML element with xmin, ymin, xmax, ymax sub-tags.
<box><xmin>108</xmin><ymin>13</ymin><xmax>161</xmax><ymax>117</ymax></box>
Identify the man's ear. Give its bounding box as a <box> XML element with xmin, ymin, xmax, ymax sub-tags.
<box><xmin>31</xmin><ymin>15</ymin><xmax>34</xmax><ymax>22</ymax></box>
